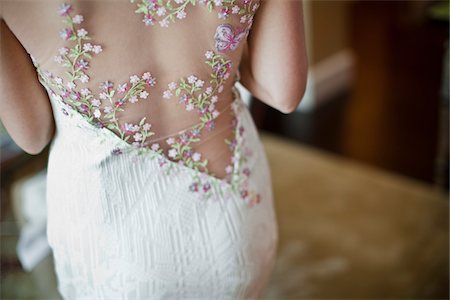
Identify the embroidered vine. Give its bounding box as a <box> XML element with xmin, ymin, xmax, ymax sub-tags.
<box><xmin>131</xmin><ymin>0</ymin><xmax>260</xmax><ymax>28</ymax></box>
<box><xmin>31</xmin><ymin>2</ymin><xmax>261</xmax><ymax>206</ymax></box>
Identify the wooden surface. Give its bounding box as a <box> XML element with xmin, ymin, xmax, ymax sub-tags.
<box><xmin>261</xmin><ymin>133</ymin><xmax>449</xmax><ymax>299</ymax></box>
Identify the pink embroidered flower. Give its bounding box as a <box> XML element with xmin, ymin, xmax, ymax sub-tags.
<box><xmin>76</xmin><ymin>59</ymin><xmax>89</xmax><ymax>70</ymax></box>
<box><xmin>189</xmin><ymin>182</ymin><xmax>199</xmax><ymax>192</ymax></box>
<box><xmin>190</xmin><ymin>128</ymin><xmax>201</xmax><ymax>138</ymax></box>
<box><xmin>212</xmin><ymin>110</ymin><xmax>220</xmax><ymax>119</ymax></box>
<box><xmin>166</xmin><ymin>137</ymin><xmax>175</xmax><ymax>145</ymax></box>
<box><xmin>168</xmin><ymin>148</ymin><xmax>178</xmax><ymax>158</ymax></box>
<box><xmin>145</xmin><ymin>77</ymin><xmax>156</xmax><ymax>87</ymax></box>
<box><xmin>187</xmin><ymin>75</ymin><xmax>197</xmax><ymax>84</ymax></box>
<box><xmin>58</xmin><ymin>47</ymin><xmax>69</xmax><ymax>55</ymax></box>
<box><xmin>80</xmin><ymin>88</ymin><xmax>91</xmax><ymax>96</ymax></box>
<box><xmin>117</xmin><ymin>83</ymin><xmax>129</xmax><ymax>94</ymax></box>
<box><xmin>93</xmin><ymin>109</ymin><xmax>101</xmax><ymax>118</ymax></box>
<box><xmin>92</xmin><ymin>45</ymin><xmax>102</xmax><ymax>54</ymax></box>
<box><xmin>205</xmin><ymin>51</ymin><xmax>214</xmax><ymax>59</ymax></box>
<box><xmin>129</xmin><ymin>96</ymin><xmax>138</xmax><ymax>103</ymax></box>
<box><xmin>83</xmin><ymin>43</ymin><xmax>93</xmax><ymax>52</ymax></box>
<box><xmin>203</xmin><ymin>183</ymin><xmax>211</xmax><ymax>192</ymax></box>
<box><xmin>59</xmin><ymin>28</ymin><xmax>73</xmax><ymax>40</ymax></box>
<box><xmin>214</xmin><ymin>23</ymin><xmax>246</xmax><ymax>52</ymax></box>
<box><xmin>91</xmin><ymin>98</ymin><xmax>101</xmax><ymax>107</ymax></box>
<box><xmin>168</xmin><ymin>82</ymin><xmax>177</xmax><ymax>90</ymax></box>
<box><xmin>79</xmin><ymin>74</ymin><xmax>89</xmax><ymax>83</ymax></box>
<box><xmin>192</xmin><ymin>152</ymin><xmax>202</xmax><ymax>162</ymax></box>
<box><xmin>185</xmin><ymin>103</ymin><xmax>194</xmax><ymax>111</ymax></box>
<box><xmin>99</xmin><ymin>92</ymin><xmax>108</xmax><ymax>100</ymax></box>
<box><xmin>55</xmin><ymin>76</ymin><xmax>62</xmax><ymax>84</ymax></box>
<box><xmin>143</xmin><ymin>14</ymin><xmax>154</xmax><ymax>26</ymax></box>
<box><xmin>156</xmin><ymin>7</ymin><xmax>166</xmax><ymax>16</ymax></box>
<box><xmin>218</xmin><ymin>7</ymin><xmax>229</xmax><ymax>19</ymax></box>
<box><xmin>142</xmin><ymin>72</ymin><xmax>153</xmax><ymax>80</ymax></box>
<box><xmin>151</xmin><ymin>143</ymin><xmax>160</xmax><ymax>151</ymax></box>
<box><xmin>54</xmin><ymin>56</ymin><xmax>64</xmax><ymax>63</ymax></box>
<box><xmin>195</xmin><ymin>80</ymin><xmax>205</xmax><ymax>88</ymax></box>
<box><xmin>143</xmin><ymin>123</ymin><xmax>152</xmax><ymax>131</ymax></box>
<box><xmin>58</xmin><ymin>3</ymin><xmax>72</xmax><ymax>16</ymax></box>
<box><xmin>130</xmin><ymin>75</ymin><xmax>140</xmax><ymax>84</ymax></box>
<box><xmin>163</xmin><ymin>90</ymin><xmax>173</xmax><ymax>99</ymax></box>
<box><xmin>104</xmin><ymin>106</ymin><xmax>113</xmax><ymax>114</ymax></box>
<box><xmin>225</xmin><ymin>165</ymin><xmax>233</xmax><ymax>174</ymax></box>
<box><xmin>77</xmin><ymin>28</ymin><xmax>88</xmax><ymax>38</ymax></box>
<box><xmin>73</xmin><ymin>14</ymin><xmax>84</xmax><ymax>24</ymax></box>
<box><xmin>133</xmin><ymin>133</ymin><xmax>143</xmax><ymax>142</ymax></box>
<box><xmin>139</xmin><ymin>91</ymin><xmax>149</xmax><ymax>99</ymax></box>
<box><xmin>176</xmin><ymin>10</ymin><xmax>187</xmax><ymax>19</ymax></box>
<box><xmin>159</xmin><ymin>19</ymin><xmax>169</xmax><ymax>28</ymax></box>
<box><xmin>100</xmin><ymin>81</ymin><xmax>113</xmax><ymax>92</ymax></box>
<box><xmin>67</xmin><ymin>81</ymin><xmax>76</xmax><ymax>90</ymax></box>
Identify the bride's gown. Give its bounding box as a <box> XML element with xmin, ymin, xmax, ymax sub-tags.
<box><xmin>4</xmin><ymin>1</ymin><xmax>278</xmax><ymax>299</ymax></box>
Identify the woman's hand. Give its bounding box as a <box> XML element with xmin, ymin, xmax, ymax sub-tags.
<box><xmin>239</xmin><ymin>0</ymin><xmax>309</xmax><ymax>114</ymax></box>
<box><xmin>0</xmin><ymin>18</ymin><xmax>55</xmax><ymax>155</ymax></box>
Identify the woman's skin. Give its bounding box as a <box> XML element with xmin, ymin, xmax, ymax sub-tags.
<box><xmin>0</xmin><ymin>0</ymin><xmax>308</xmax><ymax>168</ymax></box>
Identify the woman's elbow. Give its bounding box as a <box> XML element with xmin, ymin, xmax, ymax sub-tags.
<box><xmin>16</xmin><ymin>123</ymin><xmax>55</xmax><ymax>155</ymax></box>
<box><xmin>273</xmin><ymin>70</ymin><xmax>308</xmax><ymax>114</ymax></box>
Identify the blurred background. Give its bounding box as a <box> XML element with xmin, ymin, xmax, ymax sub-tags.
<box><xmin>1</xmin><ymin>1</ymin><xmax>449</xmax><ymax>299</ymax></box>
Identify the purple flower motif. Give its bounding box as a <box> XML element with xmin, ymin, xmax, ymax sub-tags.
<box><xmin>143</xmin><ymin>14</ymin><xmax>154</xmax><ymax>26</ymax></box>
<box><xmin>75</xmin><ymin>59</ymin><xmax>89</xmax><ymax>70</ymax></box>
<box><xmin>218</xmin><ymin>8</ymin><xmax>230</xmax><ymax>19</ymax></box>
<box><xmin>158</xmin><ymin>157</ymin><xmax>167</xmax><ymax>167</ymax></box>
<box><xmin>189</xmin><ymin>128</ymin><xmax>201</xmax><ymax>138</ymax></box>
<box><xmin>80</xmin><ymin>104</ymin><xmax>89</xmax><ymax>113</ymax></box>
<box><xmin>58</xmin><ymin>3</ymin><xmax>72</xmax><ymax>16</ymax></box>
<box><xmin>100</xmin><ymin>81</ymin><xmax>113</xmax><ymax>92</ymax></box>
<box><xmin>228</xmin><ymin>139</ymin><xmax>237</xmax><ymax>151</ymax></box>
<box><xmin>180</xmin><ymin>133</ymin><xmax>190</xmax><ymax>145</ymax></box>
<box><xmin>189</xmin><ymin>182</ymin><xmax>199</xmax><ymax>192</ymax></box>
<box><xmin>59</xmin><ymin>28</ymin><xmax>73</xmax><ymax>40</ymax></box>
<box><xmin>94</xmin><ymin>122</ymin><xmax>105</xmax><ymax>129</ymax></box>
<box><xmin>203</xmin><ymin>183</ymin><xmax>211</xmax><ymax>192</ymax></box>
<box><xmin>214</xmin><ymin>23</ymin><xmax>246</xmax><ymax>52</ymax></box>
<box><xmin>239</xmin><ymin>126</ymin><xmax>245</xmax><ymax>136</ymax></box>
<box><xmin>70</xmin><ymin>92</ymin><xmax>81</xmax><ymax>101</ymax></box>
<box><xmin>243</xmin><ymin>167</ymin><xmax>251</xmax><ymax>177</ymax></box>
<box><xmin>206</xmin><ymin>120</ymin><xmax>216</xmax><ymax>131</ymax></box>
<box><xmin>183</xmin><ymin>149</ymin><xmax>193</xmax><ymax>158</ymax></box>
<box><xmin>112</xmin><ymin>148</ymin><xmax>123</xmax><ymax>155</ymax></box>
<box><xmin>179</xmin><ymin>94</ymin><xmax>190</xmax><ymax>104</ymax></box>
<box><xmin>117</xmin><ymin>83</ymin><xmax>129</xmax><ymax>94</ymax></box>
<box><xmin>240</xmin><ymin>190</ymin><xmax>249</xmax><ymax>198</ymax></box>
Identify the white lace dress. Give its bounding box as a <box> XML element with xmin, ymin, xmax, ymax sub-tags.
<box><xmin>31</xmin><ymin>1</ymin><xmax>279</xmax><ymax>299</ymax></box>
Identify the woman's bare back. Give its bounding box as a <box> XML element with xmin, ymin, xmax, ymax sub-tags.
<box><xmin>2</xmin><ymin>0</ymin><xmax>260</xmax><ymax>178</ymax></box>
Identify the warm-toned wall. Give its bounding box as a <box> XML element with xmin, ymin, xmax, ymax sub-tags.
<box><xmin>309</xmin><ymin>0</ymin><xmax>353</xmax><ymax>64</ymax></box>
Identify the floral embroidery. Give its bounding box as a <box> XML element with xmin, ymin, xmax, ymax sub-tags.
<box><xmin>131</xmin><ymin>0</ymin><xmax>260</xmax><ymax>28</ymax></box>
<box><xmin>159</xmin><ymin>50</ymin><xmax>232</xmax><ymax>175</ymax></box>
<box><xmin>214</xmin><ymin>23</ymin><xmax>248</xmax><ymax>52</ymax></box>
<box><xmin>32</xmin><ymin>2</ymin><xmax>261</xmax><ymax>207</ymax></box>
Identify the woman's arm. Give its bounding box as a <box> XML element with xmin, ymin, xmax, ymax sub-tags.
<box><xmin>239</xmin><ymin>0</ymin><xmax>308</xmax><ymax>114</ymax></box>
<box><xmin>0</xmin><ymin>19</ymin><xmax>55</xmax><ymax>155</ymax></box>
